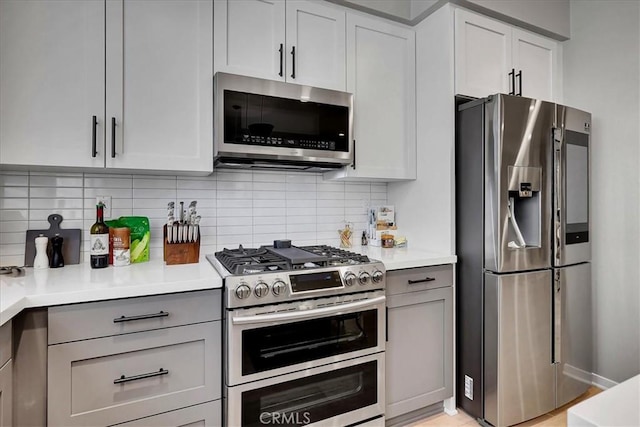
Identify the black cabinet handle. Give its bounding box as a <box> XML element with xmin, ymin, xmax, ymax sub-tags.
<box><xmin>114</xmin><ymin>368</ymin><xmax>169</xmax><ymax>384</ymax></box>
<box><xmin>516</xmin><ymin>70</ymin><xmax>522</xmax><ymax>96</ymax></box>
<box><xmin>111</xmin><ymin>117</ymin><xmax>116</xmax><ymax>158</ymax></box>
<box><xmin>91</xmin><ymin>116</ymin><xmax>98</xmax><ymax>158</ymax></box>
<box><xmin>278</xmin><ymin>43</ymin><xmax>283</xmax><ymax>77</ymax></box>
<box><xmin>385</xmin><ymin>306</ymin><xmax>389</xmax><ymax>342</ymax></box>
<box><xmin>113</xmin><ymin>311</ymin><xmax>170</xmax><ymax>323</ymax></box>
<box><xmin>351</xmin><ymin>139</ymin><xmax>356</xmax><ymax>170</ymax></box>
<box><xmin>508</xmin><ymin>68</ymin><xmax>515</xmax><ymax>95</ymax></box>
<box><xmin>408</xmin><ymin>277</ymin><xmax>436</xmax><ymax>285</ymax></box>
<box><xmin>291</xmin><ymin>46</ymin><xmax>296</xmax><ymax>79</ymax></box>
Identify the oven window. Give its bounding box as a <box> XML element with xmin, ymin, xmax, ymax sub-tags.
<box><xmin>224</xmin><ymin>90</ymin><xmax>349</xmax><ymax>151</ymax></box>
<box><xmin>242</xmin><ymin>309</ymin><xmax>378</xmax><ymax>376</ymax></box>
<box><xmin>241</xmin><ymin>360</ymin><xmax>378</xmax><ymax>427</ymax></box>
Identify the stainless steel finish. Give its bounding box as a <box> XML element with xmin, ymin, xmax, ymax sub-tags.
<box><xmin>553</xmin><ymin>105</ymin><xmax>591</xmax><ymax>266</ymax></box>
<box><xmin>214</xmin><ymin>72</ymin><xmax>353</xmax><ymax>169</ymax></box>
<box><xmin>484</xmin><ymin>94</ymin><xmax>553</xmax><ymax>273</ymax></box>
<box><xmin>272</xmin><ymin>280</ymin><xmax>286</xmax><ymax>295</ymax></box>
<box><xmin>225</xmin><ymin>352</ymin><xmax>385</xmax><ymax>427</ymax></box>
<box><xmin>216</xmin><ymin>259</ymin><xmax>386</xmax><ymax>309</ymax></box>
<box><xmin>555</xmin><ymin>263</ymin><xmax>592</xmax><ymax>407</ymax></box>
<box><xmin>372</xmin><ymin>270</ymin><xmax>384</xmax><ymax>283</ymax></box>
<box><xmin>226</xmin><ymin>291</ymin><xmax>386</xmax><ymax>385</ymax></box>
<box><xmin>484</xmin><ymin>271</ymin><xmax>555</xmax><ymax>427</ymax></box>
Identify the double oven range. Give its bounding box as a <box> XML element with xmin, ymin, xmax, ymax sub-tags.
<box><xmin>207</xmin><ymin>241</ymin><xmax>386</xmax><ymax>427</ymax></box>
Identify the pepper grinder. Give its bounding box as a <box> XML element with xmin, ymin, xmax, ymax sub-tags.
<box><xmin>33</xmin><ymin>234</ymin><xmax>49</xmax><ymax>269</ymax></box>
<box><xmin>50</xmin><ymin>234</ymin><xmax>64</xmax><ymax>268</ymax></box>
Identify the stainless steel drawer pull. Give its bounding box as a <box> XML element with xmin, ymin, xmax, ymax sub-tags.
<box><xmin>113</xmin><ymin>311</ymin><xmax>170</xmax><ymax>323</ymax></box>
<box><xmin>407</xmin><ymin>277</ymin><xmax>436</xmax><ymax>285</ymax></box>
<box><xmin>114</xmin><ymin>368</ymin><xmax>169</xmax><ymax>384</ymax></box>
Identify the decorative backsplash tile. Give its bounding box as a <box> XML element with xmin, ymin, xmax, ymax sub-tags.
<box><xmin>0</xmin><ymin>170</ymin><xmax>387</xmax><ymax>266</ymax></box>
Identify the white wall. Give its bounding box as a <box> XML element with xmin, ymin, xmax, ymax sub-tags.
<box><xmin>0</xmin><ymin>170</ymin><xmax>386</xmax><ymax>265</ymax></box>
<box><xmin>563</xmin><ymin>0</ymin><xmax>640</xmax><ymax>384</ymax></box>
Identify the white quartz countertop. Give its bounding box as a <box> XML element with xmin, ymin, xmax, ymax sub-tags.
<box><xmin>567</xmin><ymin>375</ymin><xmax>640</xmax><ymax>427</ymax></box>
<box><xmin>0</xmin><ymin>260</ymin><xmax>223</xmax><ymax>327</ymax></box>
<box><xmin>0</xmin><ymin>246</ymin><xmax>456</xmax><ymax>327</ymax></box>
<box><xmin>353</xmin><ymin>245</ymin><xmax>457</xmax><ymax>270</ymax></box>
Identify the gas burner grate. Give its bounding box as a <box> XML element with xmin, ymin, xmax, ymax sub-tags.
<box><xmin>216</xmin><ymin>245</ymin><xmax>290</xmax><ymax>275</ymax></box>
<box><xmin>299</xmin><ymin>245</ymin><xmax>370</xmax><ymax>265</ymax></box>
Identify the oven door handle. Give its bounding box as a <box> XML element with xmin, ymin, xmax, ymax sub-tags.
<box><xmin>232</xmin><ymin>296</ymin><xmax>386</xmax><ymax>325</ymax></box>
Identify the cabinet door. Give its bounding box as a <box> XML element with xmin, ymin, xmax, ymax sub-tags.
<box><xmin>214</xmin><ymin>0</ymin><xmax>286</xmax><ymax>81</ymax></box>
<box><xmin>0</xmin><ymin>360</ymin><xmax>11</xmax><ymax>427</ymax></box>
<box><xmin>385</xmin><ymin>286</ymin><xmax>453</xmax><ymax>420</ymax></box>
<box><xmin>512</xmin><ymin>28</ymin><xmax>560</xmax><ymax>102</ymax></box>
<box><xmin>285</xmin><ymin>1</ymin><xmax>346</xmax><ymax>91</ymax></box>
<box><xmin>454</xmin><ymin>9</ymin><xmax>512</xmax><ymax>98</ymax></box>
<box><xmin>106</xmin><ymin>0</ymin><xmax>213</xmax><ymax>173</ymax></box>
<box><xmin>109</xmin><ymin>400</ymin><xmax>221</xmax><ymax>427</ymax></box>
<box><xmin>0</xmin><ymin>0</ymin><xmax>105</xmax><ymax>168</ymax></box>
<box><xmin>326</xmin><ymin>14</ymin><xmax>415</xmax><ymax>181</ymax></box>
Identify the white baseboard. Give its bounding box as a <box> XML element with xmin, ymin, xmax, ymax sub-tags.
<box><xmin>591</xmin><ymin>373</ymin><xmax>618</xmax><ymax>390</ymax></box>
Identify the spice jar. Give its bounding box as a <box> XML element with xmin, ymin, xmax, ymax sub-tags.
<box><xmin>381</xmin><ymin>233</ymin><xmax>394</xmax><ymax>248</ymax></box>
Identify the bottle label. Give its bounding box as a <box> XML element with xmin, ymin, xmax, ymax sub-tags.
<box><xmin>90</xmin><ymin>234</ymin><xmax>109</xmax><ymax>256</ymax></box>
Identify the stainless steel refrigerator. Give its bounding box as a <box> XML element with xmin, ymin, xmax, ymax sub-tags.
<box><xmin>455</xmin><ymin>94</ymin><xmax>592</xmax><ymax>427</ymax></box>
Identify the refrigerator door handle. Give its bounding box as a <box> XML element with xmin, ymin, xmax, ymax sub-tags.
<box><xmin>554</xmin><ymin>271</ymin><xmax>562</xmax><ymax>364</ymax></box>
<box><xmin>553</xmin><ymin>127</ymin><xmax>563</xmax><ymax>263</ymax></box>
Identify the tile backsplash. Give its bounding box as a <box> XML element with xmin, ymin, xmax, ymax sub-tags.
<box><xmin>0</xmin><ymin>170</ymin><xmax>387</xmax><ymax>266</ymax></box>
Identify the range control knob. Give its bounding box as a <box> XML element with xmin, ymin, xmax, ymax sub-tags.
<box><xmin>254</xmin><ymin>282</ymin><xmax>269</xmax><ymax>298</ymax></box>
<box><xmin>372</xmin><ymin>270</ymin><xmax>384</xmax><ymax>283</ymax></box>
<box><xmin>344</xmin><ymin>273</ymin><xmax>357</xmax><ymax>287</ymax></box>
<box><xmin>235</xmin><ymin>284</ymin><xmax>251</xmax><ymax>299</ymax></box>
<box><xmin>359</xmin><ymin>272</ymin><xmax>371</xmax><ymax>285</ymax></box>
<box><xmin>272</xmin><ymin>280</ymin><xmax>286</xmax><ymax>296</ymax></box>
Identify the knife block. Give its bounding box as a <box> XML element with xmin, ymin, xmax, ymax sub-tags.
<box><xmin>163</xmin><ymin>225</ymin><xmax>200</xmax><ymax>265</ymax></box>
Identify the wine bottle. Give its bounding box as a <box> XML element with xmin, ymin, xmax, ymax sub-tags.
<box><xmin>90</xmin><ymin>202</ymin><xmax>109</xmax><ymax>268</ymax></box>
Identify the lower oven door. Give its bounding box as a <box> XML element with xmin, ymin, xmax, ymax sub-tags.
<box><xmin>227</xmin><ymin>291</ymin><xmax>385</xmax><ymax>385</ymax></box>
<box><xmin>226</xmin><ymin>352</ymin><xmax>385</xmax><ymax>427</ymax></box>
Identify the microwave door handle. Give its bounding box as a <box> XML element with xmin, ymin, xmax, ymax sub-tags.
<box><xmin>232</xmin><ymin>295</ymin><xmax>386</xmax><ymax>326</ymax></box>
<box><xmin>351</xmin><ymin>139</ymin><xmax>356</xmax><ymax>170</ymax></box>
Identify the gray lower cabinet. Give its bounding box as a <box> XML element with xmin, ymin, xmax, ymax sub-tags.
<box><xmin>0</xmin><ymin>320</ymin><xmax>12</xmax><ymax>427</ymax></box>
<box><xmin>0</xmin><ymin>360</ymin><xmax>12</xmax><ymax>427</ymax></box>
<box><xmin>47</xmin><ymin>290</ymin><xmax>222</xmax><ymax>427</ymax></box>
<box><xmin>109</xmin><ymin>400</ymin><xmax>221</xmax><ymax>427</ymax></box>
<box><xmin>385</xmin><ymin>266</ymin><xmax>453</xmax><ymax>421</ymax></box>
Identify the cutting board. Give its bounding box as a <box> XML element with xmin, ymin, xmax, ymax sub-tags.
<box><xmin>24</xmin><ymin>214</ymin><xmax>81</xmax><ymax>267</ymax></box>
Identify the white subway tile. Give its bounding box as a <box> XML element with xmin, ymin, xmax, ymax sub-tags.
<box><xmin>286</xmin><ymin>183</ymin><xmax>316</xmax><ymax>192</ymax></box>
<box><xmin>177</xmin><ymin>178</ymin><xmax>216</xmax><ymax>190</ymax></box>
<box><xmin>285</xmin><ymin>231</ymin><xmax>317</xmax><ymax>242</ymax></box>
<box><xmin>316</xmin><ymin>214</ymin><xmax>345</xmax><ymax>224</ymax></box>
<box><xmin>133</xmin><ymin>188</ymin><xmax>176</xmax><ymax>199</ymax></box>
<box><xmin>286</xmin><ymin>173</ymin><xmax>317</xmax><ymax>184</ymax></box>
<box><xmin>0</xmin><ymin>248</ymin><xmax>25</xmax><ymax>260</ymax></box>
<box><xmin>217</xmin><ymin>216</ymin><xmax>253</xmax><ymax>226</ymax></box>
<box><xmin>0</xmin><ymin>199</ymin><xmax>27</xmax><ymax>209</ymax></box>
<box><xmin>133</xmin><ymin>176</ymin><xmax>176</xmax><ymax>189</ymax></box>
<box><xmin>286</xmin><ymin>199</ymin><xmax>316</xmax><ymax>209</ymax></box>
<box><xmin>252</xmin><ymin>191</ymin><xmax>286</xmax><ymax>200</ymax></box>
<box><xmin>317</xmin><ymin>192</ymin><xmax>344</xmax><ymax>201</ymax></box>
<box><xmin>84</xmin><ymin>177</ymin><xmax>132</xmax><ymax>189</ymax></box>
<box><xmin>129</xmin><ymin>208</ymin><xmax>167</xmax><ymax>219</ymax></box>
<box><xmin>30</xmin><ymin>175</ymin><xmax>83</xmax><ymax>187</ymax></box>
<box><xmin>0</xmin><ymin>174</ymin><xmax>28</xmax><ymax>186</ymax></box>
<box><xmin>0</xmin><ymin>210</ymin><xmax>28</xmax><ymax>221</ymax></box>
<box><xmin>253</xmin><ymin>224</ymin><xmax>286</xmax><ymax>234</ymax></box>
<box><xmin>253</xmin><ymin>199</ymin><xmax>283</xmax><ymax>208</ymax></box>
<box><xmin>286</xmin><ymin>215</ymin><xmax>316</xmax><ymax>224</ymax></box>
<box><xmin>286</xmin><ymin>191</ymin><xmax>315</xmax><ymax>200</ymax></box>
<box><xmin>29</xmin><ymin>209</ymin><xmax>83</xmax><ymax>221</ymax></box>
<box><xmin>215</xmin><ymin>171</ymin><xmax>253</xmax><ymax>182</ymax></box>
<box><xmin>345</xmin><ymin>198</ymin><xmax>369</xmax><ymax>208</ymax></box>
<box><xmin>253</xmin><ymin>215</ymin><xmax>285</xmax><ymax>225</ymax></box>
<box><xmin>345</xmin><ymin>183</ymin><xmax>370</xmax><ymax>193</ymax></box>
<box><xmin>29</xmin><ymin>219</ymin><xmax>83</xmax><ymax>230</ymax></box>
<box><xmin>84</xmin><ymin>188</ymin><xmax>133</xmax><ymax>198</ymax></box>
<box><xmin>287</xmin><ymin>223</ymin><xmax>316</xmax><ymax>233</ymax></box>
<box><xmin>30</xmin><ymin>187</ymin><xmax>83</xmax><ymax>198</ymax></box>
<box><xmin>217</xmin><ymin>190</ymin><xmax>253</xmax><ymax>200</ymax></box>
<box><xmin>317</xmin><ymin>222</ymin><xmax>345</xmax><ymax>232</ymax></box>
<box><xmin>216</xmin><ymin>234</ymin><xmax>253</xmax><ymax>245</ymax></box>
<box><xmin>252</xmin><ymin>171</ymin><xmax>286</xmax><ymax>183</ymax></box>
<box><xmin>253</xmin><ymin>182</ymin><xmax>286</xmax><ymax>192</ymax></box>
<box><xmin>176</xmin><ymin>189</ymin><xmax>217</xmax><ymax>199</ymax></box>
<box><xmin>30</xmin><ymin>198</ymin><xmax>84</xmax><ymax>210</ymax></box>
<box><xmin>253</xmin><ymin>234</ymin><xmax>285</xmax><ymax>247</ymax></box>
<box><xmin>217</xmin><ymin>181</ymin><xmax>252</xmax><ymax>191</ymax></box>
<box><xmin>0</xmin><ymin>187</ymin><xmax>29</xmax><ymax>198</ymax></box>
<box><xmin>215</xmin><ymin>199</ymin><xmax>251</xmax><ymax>209</ymax></box>
<box><xmin>317</xmin><ymin>182</ymin><xmax>344</xmax><ymax>192</ymax></box>
<box><xmin>0</xmin><ymin>232</ymin><xmax>25</xmax><ymax>245</ymax></box>
<box><xmin>217</xmin><ymin>208</ymin><xmax>253</xmax><ymax>217</ymax></box>
<box><xmin>371</xmin><ymin>183</ymin><xmax>387</xmax><ymax>192</ymax></box>
<box><xmin>285</xmin><ymin>207</ymin><xmax>315</xmax><ymax>216</ymax></box>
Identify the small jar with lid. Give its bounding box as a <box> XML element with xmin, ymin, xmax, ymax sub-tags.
<box><xmin>381</xmin><ymin>233</ymin><xmax>394</xmax><ymax>248</ymax></box>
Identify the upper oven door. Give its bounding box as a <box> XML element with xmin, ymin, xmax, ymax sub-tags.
<box><xmin>214</xmin><ymin>72</ymin><xmax>353</xmax><ymax>165</ymax></box>
<box><xmin>226</xmin><ymin>292</ymin><xmax>386</xmax><ymax>386</ymax></box>
<box><xmin>554</xmin><ymin>105</ymin><xmax>591</xmax><ymax>266</ymax></box>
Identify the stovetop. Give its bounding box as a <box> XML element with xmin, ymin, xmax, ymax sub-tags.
<box><xmin>213</xmin><ymin>244</ymin><xmax>371</xmax><ymax>276</ymax></box>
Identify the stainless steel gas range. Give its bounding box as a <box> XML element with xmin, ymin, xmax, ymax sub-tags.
<box><xmin>207</xmin><ymin>240</ymin><xmax>386</xmax><ymax>427</ymax></box>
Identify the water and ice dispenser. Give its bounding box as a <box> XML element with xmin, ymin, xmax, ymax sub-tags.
<box><xmin>507</xmin><ymin>166</ymin><xmax>542</xmax><ymax>249</ymax></box>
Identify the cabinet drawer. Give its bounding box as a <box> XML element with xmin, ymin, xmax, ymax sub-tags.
<box><xmin>386</xmin><ymin>265</ymin><xmax>453</xmax><ymax>296</ymax></box>
<box><xmin>48</xmin><ymin>321</ymin><xmax>221</xmax><ymax>427</ymax></box>
<box><xmin>49</xmin><ymin>290</ymin><xmax>221</xmax><ymax>344</ymax></box>
<box><xmin>109</xmin><ymin>400</ymin><xmax>221</xmax><ymax>427</ymax></box>
<box><xmin>0</xmin><ymin>320</ymin><xmax>11</xmax><ymax>367</ymax></box>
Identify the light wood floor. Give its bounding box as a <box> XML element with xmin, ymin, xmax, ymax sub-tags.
<box><xmin>408</xmin><ymin>387</ymin><xmax>602</xmax><ymax>427</ymax></box>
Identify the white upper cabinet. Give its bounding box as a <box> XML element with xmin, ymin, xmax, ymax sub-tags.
<box><xmin>0</xmin><ymin>0</ymin><xmax>213</xmax><ymax>174</ymax></box>
<box><xmin>455</xmin><ymin>8</ymin><xmax>561</xmax><ymax>102</ymax></box>
<box><xmin>106</xmin><ymin>0</ymin><xmax>213</xmax><ymax>173</ymax></box>
<box><xmin>325</xmin><ymin>13</ymin><xmax>416</xmax><ymax>181</ymax></box>
<box><xmin>214</xmin><ymin>0</ymin><xmax>346</xmax><ymax>91</ymax></box>
<box><xmin>0</xmin><ymin>0</ymin><xmax>105</xmax><ymax>168</ymax></box>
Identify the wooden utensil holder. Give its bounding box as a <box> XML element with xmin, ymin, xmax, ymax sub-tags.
<box><xmin>163</xmin><ymin>225</ymin><xmax>200</xmax><ymax>265</ymax></box>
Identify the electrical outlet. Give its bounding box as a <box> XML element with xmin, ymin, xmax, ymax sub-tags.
<box><xmin>96</xmin><ymin>195</ymin><xmax>112</xmax><ymax>219</ymax></box>
<box><xmin>464</xmin><ymin>375</ymin><xmax>473</xmax><ymax>400</ymax></box>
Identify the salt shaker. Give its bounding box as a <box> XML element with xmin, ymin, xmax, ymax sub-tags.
<box><xmin>33</xmin><ymin>234</ymin><xmax>49</xmax><ymax>269</ymax></box>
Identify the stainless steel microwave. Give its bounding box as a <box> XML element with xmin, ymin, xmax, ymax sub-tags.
<box><xmin>214</xmin><ymin>72</ymin><xmax>353</xmax><ymax>171</ymax></box>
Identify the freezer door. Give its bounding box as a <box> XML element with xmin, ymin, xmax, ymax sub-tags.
<box><xmin>484</xmin><ymin>270</ymin><xmax>555</xmax><ymax>427</ymax></box>
<box><xmin>554</xmin><ymin>263</ymin><xmax>592</xmax><ymax>407</ymax></box>
<box><xmin>553</xmin><ymin>106</ymin><xmax>591</xmax><ymax>266</ymax></box>
<box><xmin>484</xmin><ymin>94</ymin><xmax>554</xmax><ymax>273</ymax></box>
